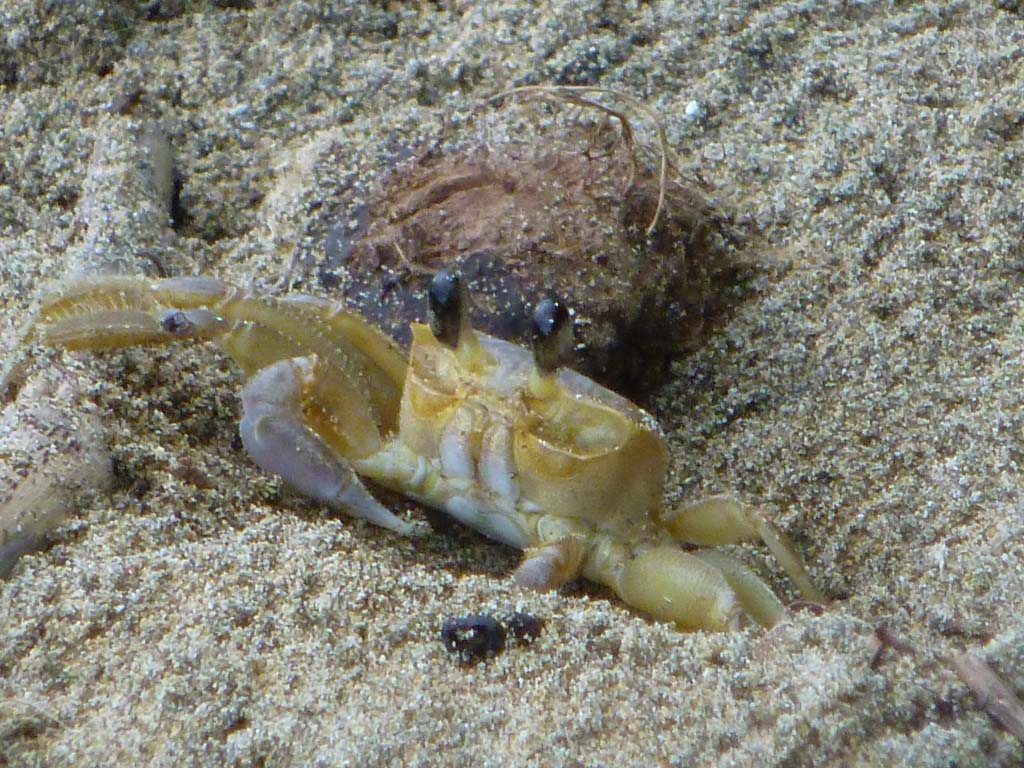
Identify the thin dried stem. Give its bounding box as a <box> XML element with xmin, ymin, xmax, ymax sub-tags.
<box><xmin>485</xmin><ymin>85</ymin><xmax>674</xmax><ymax>237</ymax></box>
<box><xmin>953</xmin><ymin>653</ymin><xmax>1024</xmax><ymax>742</ymax></box>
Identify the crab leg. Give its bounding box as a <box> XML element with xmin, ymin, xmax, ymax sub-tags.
<box><xmin>583</xmin><ymin>538</ymin><xmax>741</xmax><ymax>631</ymax></box>
<box><xmin>514</xmin><ymin>519</ymin><xmax>787</xmax><ymax>628</ymax></box>
<box><xmin>513</xmin><ymin>513</ymin><xmax>589</xmax><ymax>591</ymax></box>
<box><xmin>34</xmin><ymin>276</ymin><xmax>407</xmax><ymax>437</ymax></box>
<box><xmin>691</xmin><ymin>550</ymin><xmax>785</xmax><ymax>628</ymax></box>
<box><xmin>660</xmin><ymin>496</ymin><xmax>825</xmax><ymax>603</ymax></box>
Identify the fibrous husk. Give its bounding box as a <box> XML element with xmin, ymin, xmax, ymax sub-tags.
<box><xmin>316</xmin><ymin>91</ymin><xmax>746</xmax><ymax>398</ymax></box>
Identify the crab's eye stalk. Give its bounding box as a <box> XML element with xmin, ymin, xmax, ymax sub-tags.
<box><xmin>428</xmin><ymin>270</ymin><xmax>464</xmax><ymax>350</ymax></box>
<box><xmin>531</xmin><ymin>297</ymin><xmax>573</xmax><ymax>375</ymax></box>
<box><xmin>428</xmin><ymin>269</ymin><xmax>484</xmax><ymax>366</ymax></box>
<box><xmin>528</xmin><ymin>297</ymin><xmax>573</xmax><ymax>401</ymax></box>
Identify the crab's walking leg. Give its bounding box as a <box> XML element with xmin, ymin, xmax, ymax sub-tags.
<box><xmin>240</xmin><ymin>356</ymin><xmax>416</xmax><ymax>536</ymax></box>
<box><xmin>587</xmin><ymin>539</ymin><xmax>743</xmax><ymax>631</ymax></box>
<box><xmin>661</xmin><ymin>496</ymin><xmax>825</xmax><ymax>604</ymax></box>
<box><xmin>512</xmin><ymin>515</ymin><xmax>781</xmax><ymax>630</ymax></box>
<box><xmin>691</xmin><ymin>550</ymin><xmax>785</xmax><ymax>628</ymax></box>
<box><xmin>514</xmin><ymin>536</ymin><xmax>585</xmax><ymax>591</ymax></box>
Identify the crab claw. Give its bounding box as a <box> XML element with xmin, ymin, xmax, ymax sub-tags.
<box><xmin>240</xmin><ymin>356</ymin><xmax>417</xmax><ymax>536</ymax></box>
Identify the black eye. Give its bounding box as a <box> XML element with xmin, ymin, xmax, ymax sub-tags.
<box><xmin>531</xmin><ymin>297</ymin><xmax>573</xmax><ymax>373</ymax></box>
<box><xmin>428</xmin><ymin>270</ymin><xmax>463</xmax><ymax>349</ymax></box>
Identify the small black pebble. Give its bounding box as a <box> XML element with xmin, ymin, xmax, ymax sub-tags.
<box><xmin>440</xmin><ymin>615</ymin><xmax>506</xmax><ymax>666</ymax></box>
<box><xmin>505</xmin><ymin>611</ymin><xmax>545</xmax><ymax>644</ymax></box>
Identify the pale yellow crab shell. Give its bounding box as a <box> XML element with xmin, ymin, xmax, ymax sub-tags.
<box><xmin>400</xmin><ymin>323</ymin><xmax>667</xmax><ymax>532</ymax></box>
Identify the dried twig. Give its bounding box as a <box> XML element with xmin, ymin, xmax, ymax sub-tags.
<box><xmin>952</xmin><ymin>653</ymin><xmax>1024</xmax><ymax>742</ymax></box>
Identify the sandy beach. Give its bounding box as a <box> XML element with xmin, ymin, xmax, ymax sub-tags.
<box><xmin>2</xmin><ymin>2</ymin><xmax>1023</xmax><ymax>765</ymax></box>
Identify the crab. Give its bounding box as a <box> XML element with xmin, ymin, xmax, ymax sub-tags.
<box><xmin>31</xmin><ymin>270</ymin><xmax>823</xmax><ymax>631</ymax></box>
